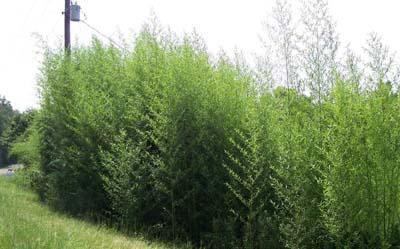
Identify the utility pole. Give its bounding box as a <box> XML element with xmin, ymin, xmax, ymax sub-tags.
<box><xmin>64</xmin><ymin>0</ymin><xmax>71</xmax><ymax>52</ymax></box>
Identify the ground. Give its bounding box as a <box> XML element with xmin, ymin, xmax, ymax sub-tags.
<box><xmin>0</xmin><ymin>176</ymin><xmax>190</xmax><ymax>249</ymax></box>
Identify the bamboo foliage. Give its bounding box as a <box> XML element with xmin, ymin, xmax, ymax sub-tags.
<box><xmin>28</xmin><ymin>14</ymin><xmax>400</xmax><ymax>249</ymax></box>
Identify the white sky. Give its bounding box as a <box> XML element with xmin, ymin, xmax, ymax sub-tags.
<box><xmin>1</xmin><ymin>0</ymin><xmax>400</xmax><ymax>111</ymax></box>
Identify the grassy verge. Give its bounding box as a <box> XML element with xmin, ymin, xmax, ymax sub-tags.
<box><xmin>0</xmin><ymin>176</ymin><xmax>188</xmax><ymax>249</ymax></box>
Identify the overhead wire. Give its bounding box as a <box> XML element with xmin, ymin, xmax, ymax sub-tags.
<box><xmin>49</xmin><ymin>13</ymin><xmax>64</xmax><ymax>39</ymax></box>
<box><xmin>80</xmin><ymin>18</ymin><xmax>125</xmax><ymax>50</ymax></box>
<box><xmin>4</xmin><ymin>0</ymin><xmax>41</xmax><ymax>111</ymax></box>
<box><xmin>20</xmin><ymin>0</ymin><xmax>41</xmax><ymax>32</ymax></box>
<box><xmin>11</xmin><ymin>0</ymin><xmax>48</xmax><ymax>65</ymax></box>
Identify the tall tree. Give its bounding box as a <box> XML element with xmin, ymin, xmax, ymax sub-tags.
<box><xmin>267</xmin><ymin>0</ymin><xmax>300</xmax><ymax>91</ymax></box>
<box><xmin>363</xmin><ymin>32</ymin><xmax>399</xmax><ymax>89</ymax></box>
<box><xmin>299</xmin><ymin>0</ymin><xmax>339</xmax><ymax>101</ymax></box>
<box><xmin>0</xmin><ymin>96</ymin><xmax>16</xmax><ymax>166</ymax></box>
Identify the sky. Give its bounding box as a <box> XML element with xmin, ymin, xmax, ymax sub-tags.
<box><xmin>1</xmin><ymin>0</ymin><xmax>400</xmax><ymax>111</ymax></box>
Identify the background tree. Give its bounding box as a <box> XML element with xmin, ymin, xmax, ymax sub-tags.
<box><xmin>263</xmin><ymin>0</ymin><xmax>300</xmax><ymax>92</ymax></box>
<box><xmin>363</xmin><ymin>32</ymin><xmax>399</xmax><ymax>90</ymax></box>
<box><xmin>0</xmin><ymin>96</ymin><xmax>17</xmax><ymax>166</ymax></box>
<box><xmin>1</xmin><ymin>109</ymin><xmax>36</xmax><ymax>164</ymax></box>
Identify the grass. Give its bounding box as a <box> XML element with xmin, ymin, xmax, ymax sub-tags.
<box><xmin>0</xmin><ymin>176</ymin><xmax>189</xmax><ymax>249</ymax></box>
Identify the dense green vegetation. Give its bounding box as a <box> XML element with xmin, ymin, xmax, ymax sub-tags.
<box><xmin>0</xmin><ymin>177</ymin><xmax>190</xmax><ymax>249</ymax></box>
<box><xmin>0</xmin><ymin>97</ymin><xmax>35</xmax><ymax>167</ymax></box>
<box><xmin>0</xmin><ymin>96</ymin><xmax>17</xmax><ymax>166</ymax></box>
<box><xmin>36</xmin><ymin>29</ymin><xmax>258</xmax><ymax>247</ymax></box>
<box><xmin>11</xmin><ymin>0</ymin><xmax>400</xmax><ymax>248</ymax></box>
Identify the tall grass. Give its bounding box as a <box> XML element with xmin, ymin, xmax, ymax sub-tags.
<box><xmin>0</xmin><ymin>176</ymin><xmax>191</xmax><ymax>249</ymax></box>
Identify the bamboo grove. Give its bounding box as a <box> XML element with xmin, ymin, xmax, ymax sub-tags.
<box><xmin>22</xmin><ymin>0</ymin><xmax>400</xmax><ymax>248</ymax></box>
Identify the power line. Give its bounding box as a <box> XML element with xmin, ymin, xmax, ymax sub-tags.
<box><xmin>80</xmin><ymin>20</ymin><xmax>125</xmax><ymax>50</ymax></box>
<box><xmin>49</xmin><ymin>13</ymin><xmax>63</xmax><ymax>38</ymax></box>
<box><xmin>20</xmin><ymin>0</ymin><xmax>41</xmax><ymax>32</ymax></box>
<box><xmin>39</xmin><ymin>0</ymin><xmax>56</xmax><ymax>22</ymax></box>
<box><xmin>11</xmin><ymin>0</ymin><xmax>52</xmax><ymax>67</ymax></box>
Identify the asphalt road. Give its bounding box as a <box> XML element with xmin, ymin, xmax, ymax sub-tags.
<box><xmin>0</xmin><ymin>167</ymin><xmax>7</xmax><ymax>176</ymax></box>
<box><xmin>0</xmin><ymin>164</ymin><xmax>23</xmax><ymax>176</ymax></box>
